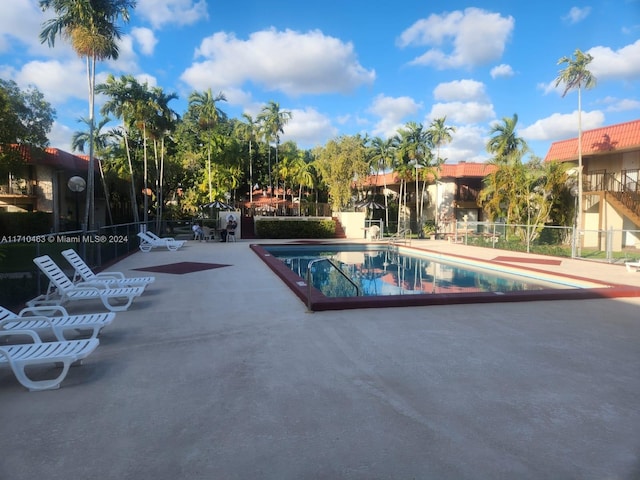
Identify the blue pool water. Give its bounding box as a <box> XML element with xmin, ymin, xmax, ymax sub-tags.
<box><xmin>264</xmin><ymin>245</ymin><xmax>580</xmax><ymax>298</ymax></box>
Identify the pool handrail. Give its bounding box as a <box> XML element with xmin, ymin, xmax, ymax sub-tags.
<box><xmin>388</xmin><ymin>228</ymin><xmax>411</xmax><ymax>246</ymax></box>
<box><xmin>306</xmin><ymin>257</ymin><xmax>361</xmax><ymax>311</ymax></box>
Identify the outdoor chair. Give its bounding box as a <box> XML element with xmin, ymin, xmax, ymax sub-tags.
<box><xmin>625</xmin><ymin>261</ymin><xmax>640</xmax><ymax>272</ymax></box>
<box><xmin>28</xmin><ymin>255</ymin><xmax>144</xmax><ymax>312</ymax></box>
<box><xmin>202</xmin><ymin>226</ymin><xmax>215</xmax><ymax>242</ymax></box>
<box><xmin>0</xmin><ymin>329</ymin><xmax>99</xmax><ymax>391</ymax></box>
<box><xmin>61</xmin><ymin>249</ymin><xmax>155</xmax><ymax>289</ymax></box>
<box><xmin>138</xmin><ymin>231</ymin><xmax>185</xmax><ymax>251</ymax></box>
<box><xmin>368</xmin><ymin>225</ymin><xmax>380</xmax><ymax>240</ymax></box>
<box><xmin>137</xmin><ymin>231</ymin><xmax>185</xmax><ymax>252</ymax></box>
<box><xmin>0</xmin><ymin>305</ymin><xmax>114</xmax><ymax>342</ymax></box>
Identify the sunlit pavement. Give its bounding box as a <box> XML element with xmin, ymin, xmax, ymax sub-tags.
<box><xmin>2</xmin><ymin>239</ymin><xmax>639</xmax><ymax>480</ymax></box>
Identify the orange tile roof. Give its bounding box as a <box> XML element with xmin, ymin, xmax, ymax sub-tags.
<box><xmin>544</xmin><ymin>119</ymin><xmax>640</xmax><ymax>163</ymax></box>
<box><xmin>361</xmin><ymin>162</ymin><xmax>496</xmax><ymax>187</ymax></box>
<box><xmin>4</xmin><ymin>145</ymin><xmax>96</xmax><ymax>172</ymax></box>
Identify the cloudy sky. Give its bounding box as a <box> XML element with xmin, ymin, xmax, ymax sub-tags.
<box><xmin>1</xmin><ymin>0</ymin><xmax>639</xmax><ymax>163</ymax></box>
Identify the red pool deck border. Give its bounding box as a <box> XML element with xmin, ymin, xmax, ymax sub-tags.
<box><xmin>250</xmin><ymin>243</ymin><xmax>640</xmax><ymax>311</ymax></box>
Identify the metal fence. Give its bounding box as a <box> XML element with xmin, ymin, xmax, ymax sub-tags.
<box><xmin>0</xmin><ymin>221</ymin><xmax>150</xmax><ymax>308</ymax></box>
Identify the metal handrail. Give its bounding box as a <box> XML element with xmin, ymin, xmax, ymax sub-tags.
<box><xmin>388</xmin><ymin>228</ymin><xmax>411</xmax><ymax>245</ymax></box>
<box><xmin>306</xmin><ymin>257</ymin><xmax>361</xmax><ymax>311</ymax></box>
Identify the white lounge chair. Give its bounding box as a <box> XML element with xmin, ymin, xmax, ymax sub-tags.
<box><xmin>0</xmin><ymin>329</ymin><xmax>99</xmax><ymax>391</ymax></box>
<box><xmin>61</xmin><ymin>248</ymin><xmax>155</xmax><ymax>289</ymax></box>
<box><xmin>625</xmin><ymin>261</ymin><xmax>640</xmax><ymax>272</ymax></box>
<box><xmin>137</xmin><ymin>231</ymin><xmax>185</xmax><ymax>252</ymax></box>
<box><xmin>29</xmin><ymin>255</ymin><xmax>144</xmax><ymax>312</ymax></box>
<box><xmin>0</xmin><ymin>305</ymin><xmax>114</xmax><ymax>342</ymax></box>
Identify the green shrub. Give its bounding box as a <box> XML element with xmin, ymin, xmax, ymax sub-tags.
<box><xmin>0</xmin><ymin>212</ymin><xmax>52</xmax><ymax>235</ymax></box>
<box><xmin>256</xmin><ymin>220</ymin><xmax>336</xmax><ymax>238</ymax></box>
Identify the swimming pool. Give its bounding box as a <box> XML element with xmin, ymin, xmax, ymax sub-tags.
<box><xmin>269</xmin><ymin>245</ymin><xmax>585</xmax><ymax>296</ymax></box>
<box><xmin>250</xmin><ymin>243</ymin><xmax>630</xmax><ymax>311</ymax></box>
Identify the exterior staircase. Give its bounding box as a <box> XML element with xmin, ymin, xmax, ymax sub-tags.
<box><xmin>333</xmin><ymin>217</ymin><xmax>347</xmax><ymax>238</ymax></box>
<box><xmin>604</xmin><ymin>191</ymin><xmax>640</xmax><ymax>226</ymax></box>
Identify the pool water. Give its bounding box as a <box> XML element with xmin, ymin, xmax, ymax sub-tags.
<box><xmin>267</xmin><ymin>245</ymin><xmax>575</xmax><ymax>298</ymax></box>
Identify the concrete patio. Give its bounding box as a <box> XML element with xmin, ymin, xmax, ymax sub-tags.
<box><xmin>1</xmin><ymin>239</ymin><xmax>639</xmax><ymax>479</ymax></box>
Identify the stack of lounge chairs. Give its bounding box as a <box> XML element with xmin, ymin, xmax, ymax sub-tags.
<box><xmin>1</xmin><ymin>252</ymin><xmax>155</xmax><ymax>392</ymax></box>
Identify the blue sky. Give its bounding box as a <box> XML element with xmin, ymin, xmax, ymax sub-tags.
<box><xmin>1</xmin><ymin>0</ymin><xmax>639</xmax><ymax>163</ymax></box>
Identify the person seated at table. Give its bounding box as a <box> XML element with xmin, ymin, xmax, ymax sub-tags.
<box><xmin>192</xmin><ymin>222</ymin><xmax>204</xmax><ymax>241</ymax></box>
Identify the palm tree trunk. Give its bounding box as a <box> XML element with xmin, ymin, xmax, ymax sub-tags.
<box><xmin>84</xmin><ymin>55</ymin><xmax>96</xmax><ymax>231</ymax></box>
<box><xmin>158</xmin><ymin>136</ymin><xmax>165</xmax><ymax>233</ymax></box>
<box><xmin>143</xmin><ymin>123</ymin><xmax>148</xmax><ymax>227</ymax></box>
<box><xmin>97</xmin><ymin>158</ymin><xmax>113</xmax><ymax>226</ymax></box>
<box><xmin>123</xmin><ymin>130</ymin><xmax>139</xmax><ymax>224</ymax></box>
<box><xmin>577</xmin><ymin>87</ymin><xmax>583</xmax><ymax>255</ymax></box>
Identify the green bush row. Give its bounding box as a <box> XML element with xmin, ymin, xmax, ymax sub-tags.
<box><xmin>0</xmin><ymin>212</ymin><xmax>52</xmax><ymax>235</ymax></box>
<box><xmin>256</xmin><ymin>220</ymin><xmax>336</xmax><ymax>238</ymax></box>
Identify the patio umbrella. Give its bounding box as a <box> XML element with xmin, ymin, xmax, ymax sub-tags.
<box><xmin>355</xmin><ymin>199</ymin><xmax>385</xmax><ymax>210</ymax></box>
<box><xmin>201</xmin><ymin>199</ymin><xmax>232</xmax><ymax>210</ymax></box>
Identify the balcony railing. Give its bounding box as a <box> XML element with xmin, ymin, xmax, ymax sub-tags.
<box><xmin>0</xmin><ymin>180</ymin><xmax>34</xmax><ymax>196</ymax></box>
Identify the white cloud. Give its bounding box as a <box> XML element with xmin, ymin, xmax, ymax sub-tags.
<box><xmin>47</xmin><ymin>121</ymin><xmax>75</xmax><ymax>151</ymax></box>
<box><xmin>433</xmin><ymin>79</ymin><xmax>487</xmax><ymax>102</ymax></box>
<box><xmin>397</xmin><ymin>8</ymin><xmax>514</xmax><ymax>69</ymax></box>
<box><xmin>181</xmin><ymin>28</ymin><xmax>375</xmax><ymax>99</ymax></box>
<box><xmin>105</xmin><ymin>35</ymin><xmax>140</xmax><ymax>73</ymax></box>
<box><xmin>136</xmin><ymin>0</ymin><xmax>208</xmax><ymax>29</ymax></box>
<box><xmin>428</xmin><ymin>101</ymin><xmax>495</xmax><ymax>125</ymax></box>
<box><xmin>0</xmin><ymin>0</ymin><xmax>43</xmax><ymax>52</ymax></box>
<box><xmin>441</xmin><ymin>124</ymin><xmax>489</xmax><ymax>163</ymax></box>
<box><xmin>563</xmin><ymin>7</ymin><xmax>592</xmax><ymax>24</ymax></box>
<box><xmin>367</xmin><ymin>94</ymin><xmax>422</xmax><ymax>138</ymax></box>
<box><xmin>11</xmin><ymin>59</ymin><xmax>88</xmax><ymax>103</ymax></box>
<box><xmin>605</xmin><ymin>98</ymin><xmax>640</xmax><ymax>112</ymax></box>
<box><xmin>588</xmin><ymin>39</ymin><xmax>640</xmax><ymax>81</ymax></box>
<box><xmin>281</xmin><ymin>108</ymin><xmax>337</xmax><ymax>148</ymax></box>
<box><xmin>0</xmin><ymin>0</ymin><xmax>75</xmax><ymax>58</ymax></box>
<box><xmin>131</xmin><ymin>27</ymin><xmax>158</xmax><ymax>56</ymax></box>
<box><xmin>519</xmin><ymin>110</ymin><xmax>605</xmax><ymax>141</ymax></box>
<box><xmin>490</xmin><ymin>64</ymin><xmax>514</xmax><ymax>79</ymax></box>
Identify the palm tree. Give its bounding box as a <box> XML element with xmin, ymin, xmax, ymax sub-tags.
<box><xmin>97</xmin><ymin>74</ymin><xmax>146</xmax><ymax>223</ymax></box>
<box><xmin>370</xmin><ymin>136</ymin><xmax>397</xmax><ymax>232</ymax></box>
<box><xmin>40</xmin><ymin>0</ymin><xmax>135</xmax><ymax>230</ymax></box>
<box><xmin>257</xmin><ymin>101</ymin><xmax>292</xmax><ymax>202</ymax></box>
<box><xmin>188</xmin><ymin>89</ymin><xmax>227</xmax><ymax>204</ymax></box>
<box><xmin>292</xmin><ymin>157</ymin><xmax>314</xmax><ymax>216</ymax></box>
<box><xmin>72</xmin><ymin>116</ymin><xmax>116</xmax><ymax>225</ymax></box>
<box><xmin>427</xmin><ymin>117</ymin><xmax>455</xmax><ymax>230</ymax></box>
<box><xmin>237</xmin><ymin>113</ymin><xmax>258</xmax><ymax>205</ymax></box>
<box><xmin>148</xmin><ymin>87</ymin><xmax>178</xmax><ymax>232</ymax></box>
<box><xmin>397</xmin><ymin>122</ymin><xmax>428</xmax><ymax>233</ymax></box>
<box><xmin>555</xmin><ymin>49</ymin><xmax>597</xmax><ymax>251</ymax></box>
<box><xmin>486</xmin><ymin>114</ymin><xmax>528</xmax><ymax>164</ymax></box>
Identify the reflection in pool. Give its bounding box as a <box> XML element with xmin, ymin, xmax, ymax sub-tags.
<box><xmin>252</xmin><ymin>243</ymin><xmax>627</xmax><ymax>311</ymax></box>
<box><xmin>267</xmin><ymin>245</ymin><xmax>576</xmax><ymax>298</ymax></box>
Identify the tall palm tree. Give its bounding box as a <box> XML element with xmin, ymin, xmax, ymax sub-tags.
<box><xmin>427</xmin><ymin>117</ymin><xmax>455</xmax><ymax>229</ymax></box>
<box><xmin>148</xmin><ymin>87</ymin><xmax>178</xmax><ymax>232</ymax></box>
<box><xmin>188</xmin><ymin>89</ymin><xmax>227</xmax><ymax>203</ymax></box>
<box><xmin>72</xmin><ymin>116</ymin><xmax>116</xmax><ymax>225</ymax></box>
<box><xmin>40</xmin><ymin>0</ymin><xmax>135</xmax><ymax>230</ymax></box>
<box><xmin>292</xmin><ymin>157</ymin><xmax>314</xmax><ymax>216</ymax></box>
<box><xmin>370</xmin><ymin>136</ymin><xmax>397</xmax><ymax>232</ymax></box>
<box><xmin>397</xmin><ymin>122</ymin><xmax>428</xmax><ymax>232</ymax></box>
<box><xmin>486</xmin><ymin>114</ymin><xmax>528</xmax><ymax>164</ymax></box>
<box><xmin>237</xmin><ymin>113</ymin><xmax>258</xmax><ymax>205</ymax></box>
<box><xmin>555</xmin><ymin>49</ymin><xmax>597</xmax><ymax>249</ymax></box>
<box><xmin>97</xmin><ymin>74</ymin><xmax>146</xmax><ymax>223</ymax></box>
<box><xmin>257</xmin><ymin>101</ymin><xmax>292</xmax><ymax>202</ymax></box>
